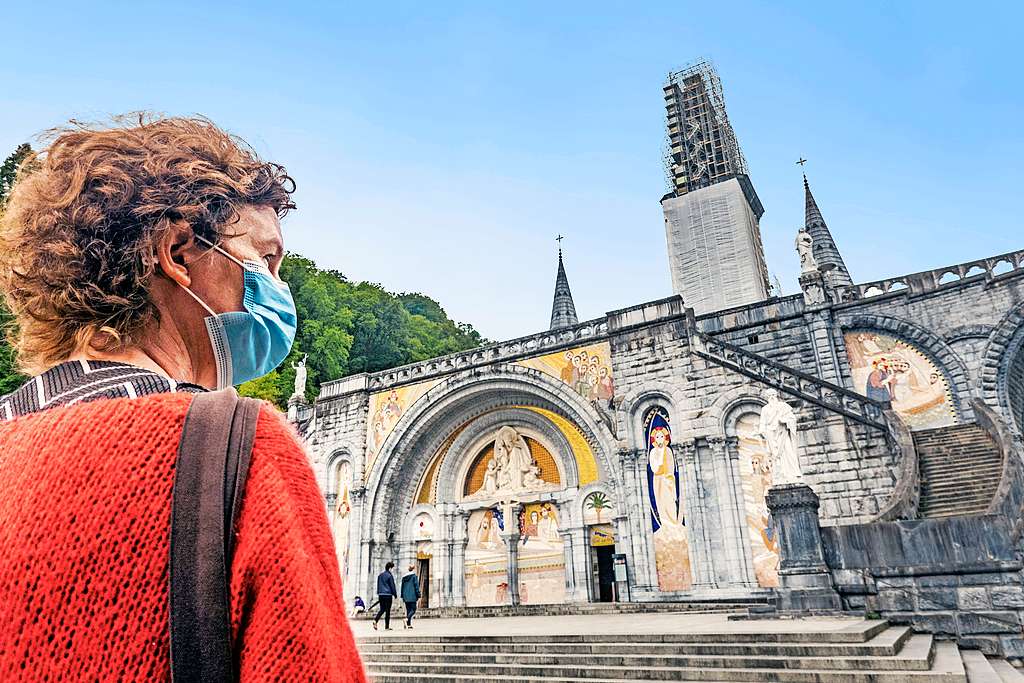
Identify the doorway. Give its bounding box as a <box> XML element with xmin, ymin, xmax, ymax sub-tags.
<box><xmin>594</xmin><ymin>545</ymin><xmax>615</xmax><ymax>602</ymax></box>
<box><xmin>416</xmin><ymin>558</ymin><xmax>430</xmax><ymax>608</ymax></box>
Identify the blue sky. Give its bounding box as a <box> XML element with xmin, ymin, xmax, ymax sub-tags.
<box><xmin>3</xmin><ymin>2</ymin><xmax>1022</xmax><ymax>341</ymax></box>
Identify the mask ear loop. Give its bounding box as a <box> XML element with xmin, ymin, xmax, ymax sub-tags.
<box><xmin>178</xmin><ymin>282</ymin><xmax>218</xmax><ymax>317</ymax></box>
<box><xmin>195</xmin><ymin>234</ymin><xmax>247</xmax><ymax>269</ymax></box>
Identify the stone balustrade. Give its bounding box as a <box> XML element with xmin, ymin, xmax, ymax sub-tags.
<box><xmin>690</xmin><ymin>331</ymin><xmax>887</xmax><ymax>428</ymax></box>
<box><xmin>833</xmin><ymin>248</ymin><xmax>1024</xmax><ymax>303</ymax></box>
<box><xmin>317</xmin><ymin>317</ymin><xmax>611</xmax><ymax>399</ymax></box>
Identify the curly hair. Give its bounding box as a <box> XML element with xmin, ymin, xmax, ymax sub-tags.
<box><xmin>0</xmin><ymin>114</ymin><xmax>296</xmax><ymax>374</ymax></box>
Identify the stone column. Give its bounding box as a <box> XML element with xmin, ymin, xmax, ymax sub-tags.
<box><xmin>708</xmin><ymin>436</ymin><xmax>746</xmax><ymax>587</ymax></box>
<box><xmin>500</xmin><ymin>504</ymin><xmax>522</xmax><ymax>606</ymax></box>
<box><xmin>561</xmin><ymin>526</ymin><xmax>589</xmax><ymax>603</ymax></box>
<box><xmin>450</xmin><ymin>508</ymin><xmax>469</xmax><ymax>606</ymax></box>
<box><xmin>765</xmin><ymin>483</ymin><xmax>841</xmax><ymax>611</ymax></box>
<box><xmin>619</xmin><ymin>447</ymin><xmax>655</xmax><ymax>592</ymax></box>
<box><xmin>726</xmin><ymin>436</ymin><xmax>758</xmax><ymax>585</ymax></box>
<box><xmin>680</xmin><ymin>441</ymin><xmax>714</xmax><ymax>590</ymax></box>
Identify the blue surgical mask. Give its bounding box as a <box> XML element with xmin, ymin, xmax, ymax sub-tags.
<box><xmin>180</xmin><ymin>239</ymin><xmax>297</xmax><ymax>389</ymax></box>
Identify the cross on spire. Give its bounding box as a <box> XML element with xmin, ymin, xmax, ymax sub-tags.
<box><xmin>796</xmin><ymin>157</ymin><xmax>807</xmax><ymax>168</ymax></box>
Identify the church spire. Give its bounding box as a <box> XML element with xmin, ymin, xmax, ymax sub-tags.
<box><xmin>803</xmin><ymin>174</ymin><xmax>853</xmax><ymax>288</ymax></box>
<box><xmin>549</xmin><ymin>240</ymin><xmax>579</xmax><ymax>330</ymax></box>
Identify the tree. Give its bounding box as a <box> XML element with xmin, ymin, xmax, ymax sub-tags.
<box><xmin>0</xmin><ymin>144</ymin><xmax>34</xmax><ymax>393</ymax></box>
<box><xmin>0</xmin><ymin>143</ymin><xmax>33</xmax><ymax>208</ymax></box>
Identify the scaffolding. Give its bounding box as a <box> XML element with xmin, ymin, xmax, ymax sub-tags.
<box><xmin>662</xmin><ymin>58</ymin><xmax>750</xmax><ymax>197</ymax></box>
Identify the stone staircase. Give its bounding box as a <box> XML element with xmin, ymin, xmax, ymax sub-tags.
<box><xmin>914</xmin><ymin>424</ymin><xmax>1003</xmax><ymax>518</ymax></box>
<box><xmin>359</xmin><ymin>620</ymin><xmax>1024</xmax><ymax>682</ymax></box>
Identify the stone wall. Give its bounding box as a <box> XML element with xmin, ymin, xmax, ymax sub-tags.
<box><xmin>822</xmin><ymin>515</ymin><xmax>1024</xmax><ymax>658</ymax></box>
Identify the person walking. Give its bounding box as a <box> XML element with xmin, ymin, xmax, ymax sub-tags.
<box><xmin>0</xmin><ymin>115</ymin><xmax>365</xmax><ymax>681</ymax></box>
<box><xmin>401</xmin><ymin>565</ymin><xmax>421</xmax><ymax>629</ymax></box>
<box><xmin>373</xmin><ymin>562</ymin><xmax>398</xmax><ymax>631</ymax></box>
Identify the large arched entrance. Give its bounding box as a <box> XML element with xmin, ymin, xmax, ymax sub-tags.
<box><xmin>356</xmin><ymin>364</ymin><xmax>622</xmax><ymax>607</ymax></box>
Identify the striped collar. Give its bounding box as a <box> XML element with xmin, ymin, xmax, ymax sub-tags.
<box><xmin>0</xmin><ymin>359</ymin><xmax>205</xmax><ymax>421</ymax></box>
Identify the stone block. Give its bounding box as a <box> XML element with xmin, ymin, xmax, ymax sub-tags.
<box><xmin>910</xmin><ymin>612</ymin><xmax>957</xmax><ymax>634</ymax></box>
<box><xmin>999</xmin><ymin>635</ymin><xmax>1024</xmax><ymax>659</ymax></box>
<box><xmin>962</xmin><ymin>572</ymin><xmax>1011</xmax><ymax>586</ymax></box>
<box><xmin>958</xmin><ymin>587</ymin><xmax>992</xmax><ymax>610</ymax></box>
<box><xmin>991</xmin><ymin>587</ymin><xmax>1024</xmax><ymax>609</ymax></box>
<box><xmin>874</xmin><ymin>589</ymin><xmax>915</xmax><ymax>612</ymax></box>
<box><xmin>917</xmin><ymin>574</ymin><xmax>961</xmax><ymax>588</ymax></box>
<box><xmin>917</xmin><ymin>587</ymin><xmax>958</xmax><ymax>611</ymax></box>
<box><xmin>957</xmin><ymin>635</ymin><xmax>1002</xmax><ymax>656</ymax></box>
<box><xmin>957</xmin><ymin>611</ymin><xmax>1022</xmax><ymax>635</ymax></box>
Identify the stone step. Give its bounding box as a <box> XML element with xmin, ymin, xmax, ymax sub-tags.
<box><xmin>363</xmin><ymin>640</ymin><xmax>966</xmax><ymax>682</ymax></box>
<box><xmin>920</xmin><ymin>489</ymin><xmax>994</xmax><ymax>500</ymax></box>
<box><xmin>920</xmin><ymin>507</ymin><xmax>991</xmax><ymax>519</ymax></box>
<box><xmin>361</xmin><ymin>634</ymin><xmax>935</xmax><ymax>671</ymax></box>
<box><xmin>989</xmin><ymin>658</ymin><xmax>1024</xmax><ymax>682</ymax></box>
<box><xmin>920</xmin><ymin>480</ymin><xmax>999</xmax><ymax>493</ymax></box>
<box><xmin>359</xmin><ymin>626</ymin><xmax>913</xmax><ymax>658</ymax></box>
<box><xmin>962</xmin><ymin>650</ymin><xmax>1002</xmax><ymax>683</ymax></box>
<box><xmin>359</xmin><ymin>620</ymin><xmax>890</xmax><ymax>645</ymax></box>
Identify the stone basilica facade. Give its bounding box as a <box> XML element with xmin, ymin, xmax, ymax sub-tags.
<box><xmin>291</xmin><ymin>178</ymin><xmax>1024</xmax><ymax>617</ymax></box>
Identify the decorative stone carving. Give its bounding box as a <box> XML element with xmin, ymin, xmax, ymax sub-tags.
<box><xmin>757</xmin><ymin>389</ymin><xmax>804</xmax><ymax>486</ymax></box>
<box><xmin>466</xmin><ymin>426</ymin><xmax>559</xmax><ymax>501</ymax></box>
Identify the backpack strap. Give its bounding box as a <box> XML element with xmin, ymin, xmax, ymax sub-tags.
<box><xmin>169</xmin><ymin>388</ymin><xmax>261</xmax><ymax>683</ymax></box>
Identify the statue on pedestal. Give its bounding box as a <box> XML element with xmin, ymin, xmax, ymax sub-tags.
<box><xmin>292</xmin><ymin>354</ymin><xmax>308</xmax><ymax>400</ymax></box>
<box><xmin>796</xmin><ymin>229</ymin><xmax>817</xmax><ymax>274</ymax></box>
<box><xmin>757</xmin><ymin>389</ymin><xmax>804</xmax><ymax>485</ymax></box>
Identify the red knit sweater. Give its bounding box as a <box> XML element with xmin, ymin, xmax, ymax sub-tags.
<box><xmin>0</xmin><ymin>392</ymin><xmax>366</xmax><ymax>681</ymax></box>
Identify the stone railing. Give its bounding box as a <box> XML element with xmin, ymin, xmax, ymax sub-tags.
<box><xmin>873</xmin><ymin>408</ymin><xmax>920</xmax><ymax>521</ymax></box>
<box><xmin>317</xmin><ymin>317</ymin><xmax>611</xmax><ymax>399</ymax></box>
<box><xmin>690</xmin><ymin>331</ymin><xmax>887</xmax><ymax>429</ymax></box>
<box><xmin>833</xmin><ymin>247</ymin><xmax>1024</xmax><ymax>303</ymax></box>
<box><xmin>974</xmin><ymin>398</ymin><xmax>1024</xmax><ymax>539</ymax></box>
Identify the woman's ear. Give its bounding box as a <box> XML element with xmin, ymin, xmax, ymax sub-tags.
<box><xmin>156</xmin><ymin>220</ymin><xmax>196</xmax><ymax>288</ymax></box>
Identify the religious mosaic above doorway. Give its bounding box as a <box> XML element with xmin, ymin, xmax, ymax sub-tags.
<box><xmin>644</xmin><ymin>407</ymin><xmax>692</xmax><ymax>591</ymax></box>
<box><xmin>462</xmin><ymin>426</ymin><xmax>562</xmax><ymax>500</ymax></box>
<box><xmin>735</xmin><ymin>412</ymin><xmax>779</xmax><ymax>587</ymax></box>
<box><xmin>365</xmin><ymin>378</ymin><xmax>442</xmax><ymax>480</ymax></box>
<box><xmin>583</xmin><ymin>491</ymin><xmax>615</xmax><ymax>525</ymax></box>
<box><xmin>844</xmin><ymin>332</ymin><xmax>956</xmax><ymax>429</ymax></box>
<box><xmin>517</xmin><ymin>341</ymin><xmax>615</xmax><ymax>406</ymax></box>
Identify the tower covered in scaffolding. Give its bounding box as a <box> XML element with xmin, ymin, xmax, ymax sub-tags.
<box><xmin>661</xmin><ymin>59</ymin><xmax>770</xmax><ymax>314</ymax></box>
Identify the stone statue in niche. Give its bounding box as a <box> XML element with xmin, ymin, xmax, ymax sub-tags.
<box><xmin>467</xmin><ymin>426</ymin><xmax>559</xmax><ymax>500</ymax></box>
<box><xmin>796</xmin><ymin>229</ymin><xmax>817</xmax><ymax>274</ymax></box>
<box><xmin>757</xmin><ymin>389</ymin><xmax>804</xmax><ymax>485</ymax></box>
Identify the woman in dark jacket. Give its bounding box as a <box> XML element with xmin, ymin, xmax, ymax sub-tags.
<box><xmin>400</xmin><ymin>565</ymin><xmax>421</xmax><ymax>629</ymax></box>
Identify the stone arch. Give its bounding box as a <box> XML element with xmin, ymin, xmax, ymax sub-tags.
<box><xmin>362</xmin><ymin>364</ymin><xmax>618</xmax><ymax>542</ymax></box>
<box><xmin>620</xmin><ymin>381</ymin><xmax>684</xmax><ymax>451</ymax></box>
<box><xmin>837</xmin><ymin>312</ymin><xmax>972</xmax><ymax>421</ymax></box>
<box><xmin>981</xmin><ymin>300</ymin><xmax>1024</xmax><ymax>432</ymax></box>
<box><xmin>436</xmin><ymin>408</ymin><xmax>577</xmax><ymax>504</ymax></box>
<box><xmin>404</xmin><ymin>503</ymin><xmax>438</xmax><ymax>543</ymax></box>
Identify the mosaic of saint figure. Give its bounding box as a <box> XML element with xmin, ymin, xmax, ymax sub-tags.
<box><xmin>844</xmin><ymin>332</ymin><xmax>956</xmax><ymax>429</ymax></box>
<box><xmin>644</xmin><ymin>407</ymin><xmax>692</xmax><ymax>591</ymax></box>
<box><xmin>647</xmin><ymin>422</ymin><xmax>679</xmax><ymax>529</ymax></box>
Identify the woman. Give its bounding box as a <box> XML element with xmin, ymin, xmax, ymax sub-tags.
<box><xmin>400</xmin><ymin>565</ymin><xmax>421</xmax><ymax>629</ymax></box>
<box><xmin>0</xmin><ymin>116</ymin><xmax>365</xmax><ymax>681</ymax></box>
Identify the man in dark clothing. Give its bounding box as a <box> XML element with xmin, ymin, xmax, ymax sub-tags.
<box><xmin>373</xmin><ymin>562</ymin><xmax>398</xmax><ymax>631</ymax></box>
